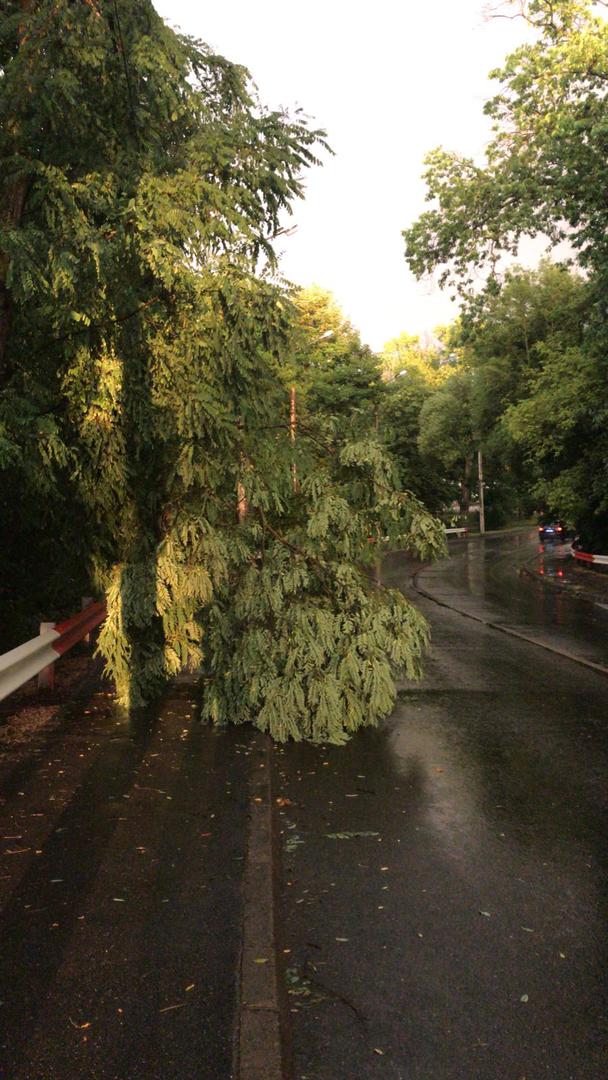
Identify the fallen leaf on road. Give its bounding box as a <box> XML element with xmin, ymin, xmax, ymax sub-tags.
<box><xmin>479</xmin><ymin>911</ymin><xmax>491</xmax><ymax>918</ymax></box>
<box><xmin>326</xmin><ymin>831</ymin><xmax>380</xmax><ymax>840</ymax></box>
<box><xmin>520</xmin><ymin>994</ymin><xmax>529</xmax><ymax>1003</ymax></box>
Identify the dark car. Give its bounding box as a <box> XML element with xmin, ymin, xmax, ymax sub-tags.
<box><xmin>538</xmin><ymin>520</ymin><xmax>567</xmax><ymax>542</ymax></box>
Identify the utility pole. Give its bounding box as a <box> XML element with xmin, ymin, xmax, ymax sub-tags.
<box><xmin>478</xmin><ymin>448</ymin><xmax>485</xmax><ymax>535</ymax></box>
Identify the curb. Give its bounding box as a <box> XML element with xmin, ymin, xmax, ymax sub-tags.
<box><xmin>412</xmin><ymin>572</ymin><xmax>608</xmax><ymax>681</ymax></box>
<box><xmin>235</xmin><ymin>734</ymin><xmax>288</xmax><ymax>1080</ymax></box>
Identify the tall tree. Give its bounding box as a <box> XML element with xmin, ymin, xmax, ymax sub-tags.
<box><xmin>461</xmin><ymin>263</ymin><xmax>589</xmax><ymax>523</ymax></box>
<box><xmin>417</xmin><ymin>369</ymin><xmax>477</xmax><ymax>516</ymax></box>
<box><xmin>1</xmin><ymin>3</ymin><xmax>445</xmax><ymax>741</ymax></box>
<box><xmin>288</xmin><ymin>286</ymin><xmax>383</xmax><ymax>423</ymax></box>
<box><xmin>403</xmin><ymin>0</ymin><xmax>608</xmax><ymax>543</ymax></box>
<box><xmin>379</xmin><ymin>333</ymin><xmax>456</xmax><ymax>512</ymax></box>
<box><xmin>404</xmin><ymin>1</ymin><xmax>608</xmax><ymax>292</ymax></box>
<box><xmin>0</xmin><ymin>0</ymin><xmax>324</xmax><ymax>698</ymax></box>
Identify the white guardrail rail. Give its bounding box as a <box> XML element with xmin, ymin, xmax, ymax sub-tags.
<box><xmin>0</xmin><ymin>600</ymin><xmax>106</xmax><ymax>704</ymax></box>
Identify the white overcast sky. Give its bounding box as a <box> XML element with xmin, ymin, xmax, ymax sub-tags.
<box><xmin>153</xmin><ymin>1</ymin><xmax>536</xmax><ymax>350</ymax></box>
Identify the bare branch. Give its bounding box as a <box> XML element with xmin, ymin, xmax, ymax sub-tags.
<box><xmin>482</xmin><ymin>1</ymin><xmax>528</xmax><ymax>23</ymax></box>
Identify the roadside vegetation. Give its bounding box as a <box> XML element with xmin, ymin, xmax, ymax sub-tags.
<box><xmin>404</xmin><ymin>0</ymin><xmax>608</xmax><ymax>552</ymax></box>
<box><xmin>0</xmin><ymin>0</ymin><xmax>444</xmax><ymax>741</ymax></box>
<box><xmin>2</xmin><ymin>0</ymin><xmax>607</xmax><ymax>738</ymax></box>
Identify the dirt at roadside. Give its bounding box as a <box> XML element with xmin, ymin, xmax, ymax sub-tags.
<box><xmin>0</xmin><ymin>653</ymin><xmax>105</xmax><ymax>754</ymax></box>
<box><xmin>570</xmin><ymin>562</ymin><xmax>608</xmax><ymax>602</ymax></box>
<box><xmin>561</xmin><ymin>559</ymin><xmax>608</xmax><ymax>599</ymax></box>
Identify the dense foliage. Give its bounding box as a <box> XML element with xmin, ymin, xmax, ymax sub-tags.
<box><xmin>403</xmin><ymin>0</ymin><xmax>608</xmax><ymax>545</ymax></box>
<box><xmin>1</xmin><ymin>0</ymin><xmax>323</xmax><ymax>698</ymax></box>
<box><xmin>201</xmin><ymin>423</ymin><xmax>444</xmax><ymax>744</ymax></box>
<box><xmin>1</xmin><ymin>1</ymin><xmax>445</xmax><ymax>742</ymax></box>
<box><xmin>202</xmin><ymin>283</ymin><xmax>445</xmax><ymax>744</ymax></box>
<box><xmin>379</xmin><ymin>333</ymin><xmax>457</xmax><ymax>514</ymax></box>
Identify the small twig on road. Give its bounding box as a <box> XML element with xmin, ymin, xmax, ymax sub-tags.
<box><xmin>302</xmin><ymin>956</ymin><xmax>369</xmax><ymax>1031</ymax></box>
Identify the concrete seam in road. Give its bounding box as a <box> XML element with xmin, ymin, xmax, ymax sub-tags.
<box><xmin>235</xmin><ymin>733</ymin><xmax>289</xmax><ymax>1080</ymax></box>
<box><xmin>412</xmin><ymin>572</ymin><xmax>608</xmax><ymax>681</ymax></box>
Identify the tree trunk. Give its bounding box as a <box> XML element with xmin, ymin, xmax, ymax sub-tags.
<box><xmin>0</xmin><ymin>177</ymin><xmax>29</xmax><ymax>382</ymax></box>
<box><xmin>290</xmin><ymin>385</ymin><xmax>298</xmax><ymax>492</ymax></box>
<box><xmin>237</xmin><ymin>478</ymin><xmax>248</xmax><ymax>523</ymax></box>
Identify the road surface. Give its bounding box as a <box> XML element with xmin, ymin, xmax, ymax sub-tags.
<box><xmin>275</xmin><ymin>530</ymin><xmax>608</xmax><ymax>1080</ymax></box>
<box><xmin>1</xmin><ymin>530</ymin><xmax>607</xmax><ymax>1079</ymax></box>
<box><xmin>0</xmin><ymin>682</ymin><xmax>250</xmax><ymax>1079</ymax></box>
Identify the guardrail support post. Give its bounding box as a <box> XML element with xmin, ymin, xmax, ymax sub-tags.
<box><xmin>37</xmin><ymin>622</ymin><xmax>55</xmax><ymax>690</ymax></box>
<box><xmin>81</xmin><ymin>597</ymin><xmax>94</xmax><ymax>646</ymax></box>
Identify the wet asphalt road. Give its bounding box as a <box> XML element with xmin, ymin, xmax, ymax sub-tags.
<box><xmin>276</xmin><ymin>531</ymin><xmax>608</xmax><ymax>1080</ymax></box>
<box><xmin>1</xmin><ymin>531</ymin><xmax>607</xmax><ymax>1080</ymax></box>
<box><xmin>0</xmin><ymin>683</ymin><xmax>251</xmax><ymax>1080</ymax></box>
<box><xmin>414</xmin><ymin>530</ymin><xmax>608</xmax><ymax>670</ymax></box>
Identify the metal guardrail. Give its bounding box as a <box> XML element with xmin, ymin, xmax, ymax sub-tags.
<box><xmin>0</xmin><ymin>600</ymin><xmax>106</xmax><ymax>704</ymax></box>
<box><xmin>573</xmin><ymin>549</ymin><xmax>608</xmax><ymax>566</ymax></box>
<box><xmin>445</xmin><ymin>527</ymin><xmax>468</xmax><ymax>537</ymax></box>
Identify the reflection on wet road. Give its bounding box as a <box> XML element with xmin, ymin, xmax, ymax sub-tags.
<box><xmin>277</xmin><ymin>535</ymin><xmax>608</xmax><ymax>1080</ymax></box>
